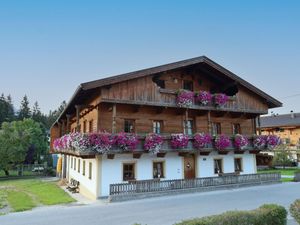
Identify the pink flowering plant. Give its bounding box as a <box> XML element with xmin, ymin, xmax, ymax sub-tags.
<box><xmin>214</xmin><ymin>93</ymin><xmax>229</xmax><ymax>107</ymax></box>
<box><xmin>195</xmin><ymin>91</ymin><xmax>212</xmax><ymax>105</ymax></box>
<box><xmin>253</xmin><ymin>135</ymin><xmax>267</xmax><ymax>150</ymax></box>
<box><xmin>214</xmin><ymin>134</ymin><xmax>231</xmax><ymax>151</ymax></box>
<box><xmin>114</xmin><ymin>132</ymin><xmax>139</xmax><ymax>151</ymax></box>
<box><xmin>176</xmin><ymin>89</ymin><xmax>194</xmax><ymax>108</ymax></box>
<box><xmin>88</xmin><ymin>132</ymin><xmax>114</xmax><ymax>154</ymax></box>
<box><xmin>234</xmin><ymin>134</ymin><xmax>249</xmax><ymax>150</ymax></box>
<box><xmin>266</xmin><ymin>135</ymin><xmax>281</xmax><ymax>150</ymax></box>
<box><xmin>144</xmin><ymin>133</ymin><xmax>164</xmax><ymax>154</ymax></box>
<box><xmin>70</xmin><ymin>132</ymin><xmax>90</xmax><ymax>152</ymax></box>
<box><xmin>193</xmin><ymin>133</ymin><xmax>212</xmax><ymax>149</ymax></box>
<box><xmin>170</xmin><ymin>133</ymin><xmax>189</xmax><ymax>149</ymax></box>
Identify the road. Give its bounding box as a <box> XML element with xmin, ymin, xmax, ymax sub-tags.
<box><xmin>0</xmin><ymin>182</ymin><xmax>299</xmax><ymax>225</ymax></box>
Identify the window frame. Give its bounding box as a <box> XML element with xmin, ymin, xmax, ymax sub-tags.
<box><xmin>88</xmin><ymin>162</ymin><xmax>92</xmax><ymax>180</ymax></box>
<box><xmin>232</xmin><ymin>123</ymin><xmax>241</xmax><ymax>135</ymax></box>
<box><xmin>153</xmin><ymin>120</ymin><xmax>163</xmax><ymax>134</ymax></box>
<box><xmin>214</xmin><ymin>158</ymin><xmax>223</xmax><ymax>174</ymax></box>
<box><xmin>78</xmin><ymin>159</ymin><xmax>81</xmax><ymax>173</ymax></box>
<box><xmin>184</xmin><ymin>119</ymin><xmax>194</xmax><ymax>135</ymax></box>
<box><xmin>123</xmin><ymin>163</ymin><xmax>136</xmax><ymax>181</ymax></box>
<box><xmin>153</xmin><ymin>161</ymin><xmax>165</xmax><ymax>179</ymax></box>
<box><xmin>89</xmin><ymin>120</ymin><xmax>93</xmax><ymax>133</ymax></box>
<box><xmin>82</xmin><ymin>160</ymin><xmax>86</xmax><ymax>176</ymax></box>
<box><xmin>124</xmin><ymin>119</ymin><xmax>135</xmax><ymax>133</ymax></box>
<box><xmin>74</xmin><ymin>158</ymin><xmax>76</xmax><ymax>171</ymax></box>
<box><xmin>183</xmin><ymin>80</ymin><xmax>193</xmax><ymax>91</ymax></box>
<box><xmin>212</xmin><ymin>122</ymin><xmax>221</xmax><ymax>136</ymax></box>
<box><xmin>234</xmin><ymin>157</ymin><xmax>243</xmax><ymax>173</ymax></box>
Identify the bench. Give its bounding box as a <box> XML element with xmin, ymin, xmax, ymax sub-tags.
<box><xmin>67</xmin><ymin>178</ymin><xmax>80</xmax><ymax>193</ymax></box>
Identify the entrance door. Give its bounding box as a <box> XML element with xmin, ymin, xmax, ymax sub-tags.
<box><xmin>184</xmin><ymin>155</ymin><xmax>195</xmax><ymax>179</ymax></box>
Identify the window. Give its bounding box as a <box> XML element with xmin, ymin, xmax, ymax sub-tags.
<box><xmin>153</xmin><ymin>121</ymin><xmax>162</xmax><ymax>134</ymax></box>
<box><xmin>74</xmin><ymin>158</ymin><xmax>76</xmax><ymax>170</ymax></box>
<box><xmin>71</xmin><ymin>157</ymin><xmax>73</xmax><ymax>169</ymax></box>
<box><xmin>234</xmin><ymin>158</ymin><xmax>243</xmax><ymax>172</ymax></box>
<box><xmin>88</xmin><ymin>162</ymin><xmax>92</xmax><ymax>180</ymax></box>
<box><xmin>123</xmin><ymin>163</ymin><xmax>135</xmax><ymax>181</ymax></box>
<box><xmin>83</xmin><ymin>120</ymin><xmax>87</xmax><ymax>133</ymax></box>
<box><xmin>124</xmin><ymin>120</ymin><xmax>135</xmax><ymax>133</ymax></box>
<box><xmin>78</xmin><ymin>159</ymin><xmax>81</xmax><ymax>173</ymax></box>
<box><xmin>153</xmin><ymin>162</ymin><xmax>164</xmax><ymax>178</ymax></box>
<box><xmin>232</xmin><ymin>123</ymin><xmax>241</xmax><ymax>135</ymax></box>
<box><xmin>212</xmin><ymin>122</ymin><xmax>221</xmax><ymax>136</ymax></box>
<box><xmin>184</xmin><ymin>120</ymin><xmax>194</xmax><ymax>135</ymax></box>
<box><xmin>214</xmin><ymin>159</ymin><xmax>223</xmax><ymax>174</ymax></box>
<box><xmin>183</xmin><ymin>80</ymin><xmax>193</xmax><ymax>91</ymax></box>
<box><xmin>89</xmin><ymin>120</ymin><xmax>93</xmax><ymax>133</ymax></box>
<box><xmin>82</xmin><ymin>160</ymin><xmax>86</xmax><ymax>176</ymax></box>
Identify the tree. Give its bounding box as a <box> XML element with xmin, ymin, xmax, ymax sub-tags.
<box><xmin>6</xmin><ymin>95</ymin><xmax>15</xmax><ymax>121</ymax></box>
<box><xmin>31</xmin><ymin>101</ymin><xmax>47</xmax><ymax>125</ymax></box>
<box><xmin>0</xmin><ymin>119</ymin><xmax>48</xmax><ymax>175</ymax></box>
<box><xmin>0</xmin><ymin>94</ymin><xmax>15</xmax><ymax>124</ymax></box>
<box><xmin>45</xmin><ymin>101</ymin><xmax>67</xmax><ymax>129</ymax></box>
<box><xmin>18</xmin><ymin>95</ymin><xmax>31</xmax><ymax>120</ymax></box>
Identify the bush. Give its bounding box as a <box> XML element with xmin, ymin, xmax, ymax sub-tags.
<box><xmin>174</xmin><ymin>204</ymin><xmax>287</xmax><ymax>225</ymax></box>
<box><xmin>290</xmin><ymin>199</ymin><xmax>300</xmax><ymax>223</ymax></box>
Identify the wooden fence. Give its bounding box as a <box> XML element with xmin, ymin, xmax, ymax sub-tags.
<box><xmin>110</xmin><ymin>173</ymin><xmax>281</xmax><ymax>196</ymax></box>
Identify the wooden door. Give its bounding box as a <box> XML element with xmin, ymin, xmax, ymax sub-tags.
<box><xmin>184</xmin><ymin>155</ymin><xmax>195</xmax><ymax>179</ymax></box>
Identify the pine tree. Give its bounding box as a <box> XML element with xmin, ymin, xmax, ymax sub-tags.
<box><xmin>18</xmin><ymin>95</ymin><xmax>31</xmax><ymax>120</ymax></box>
<box><xmin>6</xmin><ymin>95</ymin><xmax>15</xmax><ymax>121</ymax></box>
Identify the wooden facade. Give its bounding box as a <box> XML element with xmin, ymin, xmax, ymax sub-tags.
<box><xmin>50</xmin><ymin>56</ymin><xmax>282</xmax><ymax>153</ymax></box>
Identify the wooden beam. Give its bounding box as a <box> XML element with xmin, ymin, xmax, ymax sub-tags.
<box><xmin>75</xmin><ymin>105</ymin><xmax>81</xmax><ymax>132</ymax></box>
<box><xmin>112</xmin><ymin>104</ymin><xmax>116</xmax><ymax>133</ymax></box>
<box><xmin>66</xmin><ymin>114</ymin><xmax>71</xmax><ymax>133</ymax></box>
<box><xmin>207</xmin><ymin>111</ymin><xmax>212</xmax><ymax>134</ymax></box>
<box><xmin>257</xmin><ymin>116</ymin><xmax>261</xmax><ymax>135</ymax></box>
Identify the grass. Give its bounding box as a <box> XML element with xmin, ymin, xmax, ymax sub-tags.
<box><xmin>0</xmin><ymin>191</ymin><xmax>7</xmax><ymax>209</ymax></box>
<box><xmin>281</xmin><ymin>177</ymin><xmax>294</xmax><ymax>182</ymax></box>
<box><xmin>258</xmin><ymin>168</ymin><xmax>299</xmax><ymax>176</ymax></box>
<box><xmin>0</xmin><ymin>179</ymin><xmax>75</xmax><ymax>214</ymax></box>
<box><xmin>0</xmin><ymin>170</ymin><xmax>39</xmax><ymax>177</ymax></box>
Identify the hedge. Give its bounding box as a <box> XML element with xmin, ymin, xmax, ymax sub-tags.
<box><xmin>174</xmin><ymin>204</ymin><xmax>287</xmax><ymax>225</ymax></box>
<box><xmin>290</xmin><ymin>199</ymin><xmax>300</xmax><ymax>223</ymax></box>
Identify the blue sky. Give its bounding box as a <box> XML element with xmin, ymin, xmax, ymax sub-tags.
<box><xmin>0</xmin><ymin>0</ymin><xmax>299</xmax><ymax>115</ymax></box>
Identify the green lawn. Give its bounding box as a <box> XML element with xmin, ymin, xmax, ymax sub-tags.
<box><xmin>0</xmin><ymin>179</ymin><xmax>75</xmax><ymax>214</ymax></box>
<box><xmin>258</xmin><ymin>168</ymin><xmax>299</xmax><ymax>176</ymax></box>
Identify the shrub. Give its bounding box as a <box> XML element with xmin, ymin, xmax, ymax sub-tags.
<box><xmin>290</xmin><ymin>199</ymin><xmax>300</xmax><ymax>223</ymax></box>
<box><xmin>174</xmin><ymin>204</ymin><xmax>287</xmax><ymax>225</ymax></box>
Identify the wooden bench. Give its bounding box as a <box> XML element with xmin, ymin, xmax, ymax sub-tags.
<box><xmin>67</xmin><ymin>178</ymin><xmax>80</xmax><ymax>193</ymax></box>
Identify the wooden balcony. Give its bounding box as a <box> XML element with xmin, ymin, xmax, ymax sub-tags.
<box><xmin>100</xmin><ymin>88</ymin><xmax>268</xmax><ymax>114</ymax></box>
<box><xmin>109</xmin><ymin>173</ymin><xmax>281</xmax><ymax>201</ymax></box>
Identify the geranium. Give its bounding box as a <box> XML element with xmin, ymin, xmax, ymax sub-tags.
<box><xmin>70</xmin><ymin>132</ymin><xmax>90</xmax><ymax>152</ymax></box>
<box><xmin>266</xmin><ymin>135</ymin><xmax>281</xmax><ymax>150</ymax></box>
<box><xmin>215</xmin><ymin>134</ymin><xmax>230</xmax><ymax>151</ymax></box>
<box><xmin>195</xmin><ymin>91</ymin><xmax>212</xmax><ymax>105</ymax></box>
<box><xmin>88</xmin><ymin>132</ymin><xmax>114</xmax><ymax>154</ymax></box>
<box><xmin>114</xmin><ymin>132</ymin><xmax>139</xmax><ymax>151</ymax></box>
<box><xmin>234</xmin><ymin>134</ymin><xmax>248</xmax><ymax>150</ymax></box>
<box><xmin>53</xmin><ymin>138</ymin><xmax>62</xmax><ymax>151</ymax></box>
<box><xmin>176</xmin><ymin>89</ymin><xmax>194</xmax><ymax>108</ymax></box>
<box><xmin>214</xmin><ymin>93</ymin><xmax>229</xmax><ymax>107</ymax></box>
<box><xmin>253</xmin><ymin>135</ymin><xmax>267</xmax><ymax>150</ymax></box>
<box><xmin>193</xmin><ymin>133</ymin><xmax>212</xmax><ymax>149</ymax></box>
<box><xmin>144</xmin><ymin>133</ymin><xmax>163</xmax><ymax>154</ymax></box>
<box><xmin>170</xmin><ymin>133</ymin><xmax>189</xmax><ymax>149</ymax></box>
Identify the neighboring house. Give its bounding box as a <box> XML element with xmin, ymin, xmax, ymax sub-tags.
<box><xmin>50</xmin><ymin>56</ymin><xmax>281</xmax><ymax>200</ymax></box>
<box><xmin>256</xmin><ymin>112</ymin><xmax>300</xmax><ymax>166</ymax></box>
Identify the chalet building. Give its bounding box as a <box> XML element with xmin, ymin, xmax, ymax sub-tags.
<box><xmin>50</xmin><ymin>56</ymin><xmax>282</xmax><ymax>200</ymax></box>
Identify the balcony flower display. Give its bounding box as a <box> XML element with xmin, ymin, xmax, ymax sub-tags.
<box><xmin>53</xmin><ymin>138</ymin><xmax>63</xmax><ymax>151</ymax></box>
<box><xmin>234</xmin><ymin>134</ymin><xmax>249</xmax><ymax>150</ymax></box>
<box><xmin>253</xmin><ymin>135</ymin><xmax>267</xmax><ymax>150</ymax></box>
<box><xmin>70</xmin><ymin>132</ymin><xmax>90</xmax><ymax>152</ymax></box>
<box><xmin>214</xmin><ymin>134</ymin><xmax>230</xmax><ymax>151</ymax></box>
<box><xmin>144</xmin><ymin>133</ymin><xmax>164</xmax><ymax>154</ymax></box>
<box><xmin>193</xmin><ymin>133</ymin><xmax>212</xmax><ymax>149</ymax></box>
<box><xmin>114</xmin><ymin>132</ymin><xmax>139</xmax><ymax>151</ymax></box>
<box><xmin>214</xmin><ymin>93</ymin><xmax>229</xmax><ymax>107</ymax></box>
<box><xmin>176</xmin><ymin>89</ymin><xmax>194</xmax><ymax>108</ymax></box>
<box><xmin>266</xmin><ymin>135</ymin><xmax>281</xmax><ymax>150</ymax></box>
<box><xmin>89</xmin><ymin>132</ymin><xmax>114</xmax><ymax>154</ymax></box>
<box><xmin>195</xmin><ymin>91</ymin><xmax>212</xmax><ymax>105</ymax></box>
<box><xmin>170</xmin><ymin>133</ymin><xmax>189</xmax><ymax>149</ymax></box>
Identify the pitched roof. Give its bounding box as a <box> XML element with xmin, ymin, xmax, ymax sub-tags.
<box><xmin>260</xmin><ymin>113</ymin><xmax>300</xmax><ymax>128</ymax></box>
<box><xmin>54</xmin><ymin>56</ymin><xmax>282</xmax><ymax>125</ymax></box>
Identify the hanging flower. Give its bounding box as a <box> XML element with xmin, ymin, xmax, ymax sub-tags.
<box><xmin>53</xmin><ymin>138</ymin><xmax>62</xmax><ymax>151</ymax></box>
<box><xmin>144</xmin><ymin>133</ymin><xmax>163</xmax><ymax>154</ymax></box>
<box><xmin>70</xmin><ymin>132</ymin><xmax>90</xmax><ymax>152</ymax></box>
<box><xmin>214</xmin><ymin>93</ymin><xmax>229</xmax><ymax>107</ymax></box>
<box><xmin>114</xmin><ymin>132</ymin><xmax>139</xmax><ymax>151</ymax></box>
<box><xmin>193</xmin><ymin>133</ymin><xmax>212</xmax><ymax>149</ymax></box>
<box><xmin>253</xmin><ymin>135</ymin><xmax>267</xmax><ymax>150</ymax></box>
<box><xmin>266</xmin><ymin>135</ymin><xmax>281</xmax><ymax>150</ymax></box>
<box><xmin>215</xmin><ymin>134</ymin><xmax>230</xmax><ymax>151</ymax></box>
<box><xmin>88</xmin><ymin>132</ymin><xmax>114</xmax><ymax>154</ymax></box>
<box><xmin>176</xmin><ymin>89</ymin><xmax>194</xmax><ymax>108</ymax></box>
<box><xmin>170</xmin><ymin>133</ymin><xmax>189</xmax><ymax>149</ymax></box>
<box><xmin>195</xmin><ymin>91</ymin><xmax>212</xmax><ymax>105</ymax></box>
<box><xmin>234</xmin><ymin>134</ymin><xmax>249</xmax><ymax>150</ymax></box>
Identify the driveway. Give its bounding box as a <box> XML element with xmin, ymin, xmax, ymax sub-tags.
<box><xmin>0</xmin><ymin>182</ymin><xmax>299</xmax><ymax>225</ymax></box>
